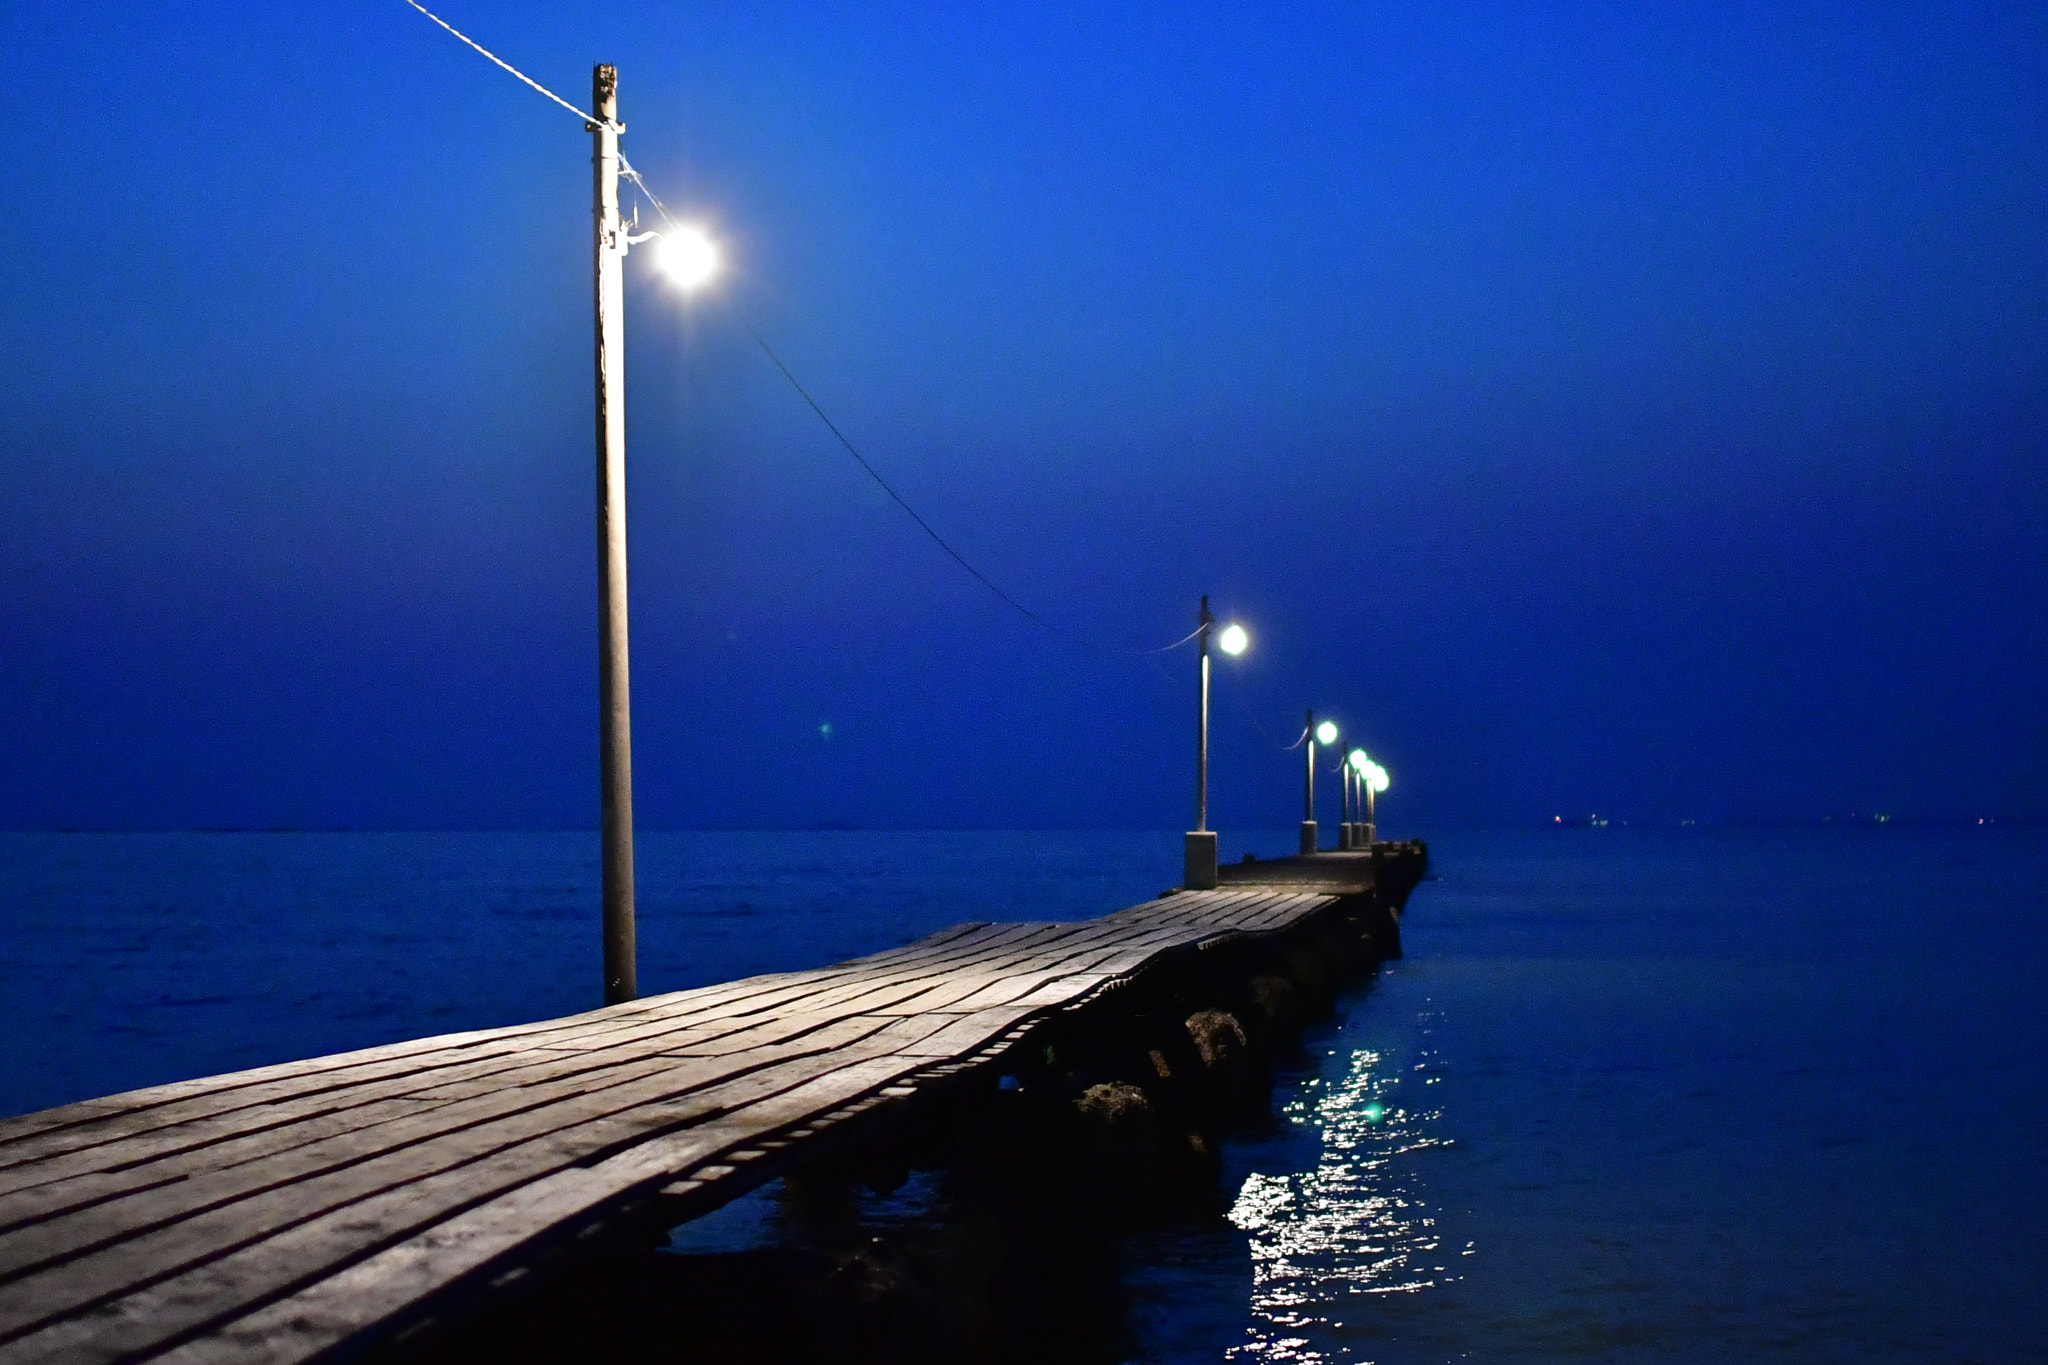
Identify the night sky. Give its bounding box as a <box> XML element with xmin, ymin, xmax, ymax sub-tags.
<box><xmin>2</xmin><ymin>1</ymin><xmax>2043</xmax><ymax>832</ymax></box>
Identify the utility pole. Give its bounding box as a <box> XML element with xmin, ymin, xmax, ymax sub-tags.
<box><xmin>591</xmin><ymin>64</ymin><xmax>636</xmax><ymax>1004</ymax></box>
<box><xmin>1300</xmin><ymin>708</ymin><xmax>1319</xmax><ymax>855</ymax></box>
<box><xmin>1185</xmin><ymin>596</ymin><xmax>1218</xmax><ymax>890</ymax></box>
<box><xmin>1196</xmin><ymin>595</ymin><xmax>1213</xmax><ymax>833</ymax></box>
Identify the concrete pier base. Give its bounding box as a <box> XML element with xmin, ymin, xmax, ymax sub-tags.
<box><xmin>1298</xmin><ymin>821</ymin><xmax>1318</xmax><ymax>855</ymax></box>
<box><xmin>1184</xmin><ymin>831</ymin><xmax>1219</xmax><ymax>890</ymax></box>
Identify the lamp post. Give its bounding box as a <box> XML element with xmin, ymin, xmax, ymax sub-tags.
<box><xmin>1339</xmin><ymin>755</ymin><xmax>1355</xmax><ymax>849</ymax></box>
<box><xmin>1348</xmin><ymin>750</ymin><xmax>1388</xmax><ymax>846</ymax></box>
<box><xmin>1303</xmin><ymin>715</ymin><xmax>1337</xmax><ymax>855</ymax></box>
<box><xmin>589</xmin><ymin>65</ymin><xmax>636</xmax><ymax>1006</ymax></box>
<box><xmin>587</xmin><ymin>66</ymin><xmax>719</xmax><ymax>1004</ymax></box>
<box><xmin>1186</xmin><ymin>597</ymin><xmax>1248</xmax><ymax>890</ymax></box>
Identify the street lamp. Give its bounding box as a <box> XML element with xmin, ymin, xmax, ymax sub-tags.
<box><xmin>1348</xmin><ymin>749</ymin><xmax>1389</xmax><ymax>845</ymax></box>
<box><xmin>588</xmin><ymin>65</ymin><xmax>721</xmax><ymax>1005</ymax></box>
<box><xmin>1188</xmin><ymin>596</ymin><xmax>1249</xmax><ymax>891</ymax></box>
<box><xmin>1302</xmin><ymin>713</ymin><xmax>1336</xmax><ymax>855</ymax></box>
<box><xmin>652</xmin><ymin>223</ymin><xmax>720</xmax><ymax>289</ymax></box>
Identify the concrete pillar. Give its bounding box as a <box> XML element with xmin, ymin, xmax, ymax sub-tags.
<box><xmin>1184</xmin><ymin>831</ymin><xmax>1219</xmax><ymax>890</ymax></box>
<box><xmin>1299</xmin><ymin>820</ymin><xmax>1318</xmax><ymax>856</ymax></box>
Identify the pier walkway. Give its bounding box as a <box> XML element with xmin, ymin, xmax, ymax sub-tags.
<box><xmin>0</xmin><ymin>846</ymin><xmax>1422</xmax><ymax>1365</ymax></box>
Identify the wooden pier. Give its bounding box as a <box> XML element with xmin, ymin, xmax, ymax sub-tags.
<box><xmin>0</xmin><ymin>844</ymin><xmax>1425</xmax><ymax>1365</ymax></box>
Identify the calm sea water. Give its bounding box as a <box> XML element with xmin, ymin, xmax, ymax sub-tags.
<box><xmin>3</xmin><ymin>827</ymin><xmax>2044</xmax><ymax>1361</ymax></box>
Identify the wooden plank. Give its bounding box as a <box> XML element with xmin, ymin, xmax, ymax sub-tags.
<box><xmin>0</xmin><ymin>1012</ymin><xmax>949</xmax><ymax>1310</ymax></box>
<box><xmin>141</xmin><ymin>1054</ymin><xmax>933</xmax><ymax>1365</ymax></box>
<box><xmin>852</xmin><ymin>927</ymin><xmax>1153</xmax><ymax>1017</ymax></box>
<box><xmin>0</xmin><ymin>923</ymin><xmax>1016</xmax><ymax>1172</ymax></box>
<box><xmin>0</xmin><ymin>860</ymin><xmax>1420</xmax><ymax>1365</ymax></box>
<box><xmin>0</xmin><ymin>1005</ymin><xmax>854</xmax><ymax>1216</ymax></box>
<box><xmin>931</xmin><ymin>928</ymin><xmax>1216</xmax><ymax>1015</ymax></box>
<box><xmin>884</xmin><ymin>1007</ymin><xmax>1041</xmax><ymax>1061</ymax></box>
<box><xmin>0</xmin><ymin>1049</ymin><xmax>940</xmax><ymax>1365</ymax></box>
<box><xmin>675</xmin><ymin>924</ymin><xmax>1079</xmax><ymax>1025</ymax></box>
<box><xmin>0</xmin><ymin>927</ymin><xmax>1069</xmax><ymax>1205</ymax></box>
<box><xmin>0</xmin><ymin>941</ymin><xmax>1138</xmax><ymax>1326</ymax></box>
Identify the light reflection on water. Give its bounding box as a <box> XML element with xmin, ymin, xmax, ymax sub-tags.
<box><xmin>1225</xmin><ymin>1013</ymin><xmax>1459</xmax><ymax>1363</ymax></box>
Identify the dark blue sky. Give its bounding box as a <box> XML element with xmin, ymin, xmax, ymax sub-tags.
<box><xmin>2</xmin><ymin>0</ymin><xmax>2043</xmax><ymax>831</ymax></box>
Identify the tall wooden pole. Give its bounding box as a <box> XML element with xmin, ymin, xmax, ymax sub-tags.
<box><xmin>591</xmin><ymin>64</ymin><xmax>636</xmax><ymax>1004</ymax></box>
<box><xmin>1300</xmin><ymin>707</ymin><xmax>1318</xmax><ymax>855</ymax></box>
<box><xmin>1195</xmin><ymin>595</ymin><xmax>1213</xmax><ymax>833</ymax></box>
<box><xmin>1184</xmin><ymin>596</ymin><xmax>1218</xmax><ymax>890</ymax></box>
<box><xmin>1304</xmin><ymin>709</ymin><xmax>1316</xmax><ymax>821</ymax></box>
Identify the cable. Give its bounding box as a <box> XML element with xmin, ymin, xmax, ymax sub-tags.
<box><xmin>1222</xmin><ymin>679</ymin><xmax>1310</xmax><ymax>751</ymax></box>
<box><xmin>1142</xmin><ymin>624</ymin><xmax>1207</xmax><ymax>654</ymax></box>
<box><xmin>400</xmin><ymin>0</ymin><xmax>1212</xmax><ymax>664</ymax></box>
<box><xmin>619</xmin><ymin>160</ymin><xmax>677</xmax><ymax>226</ymax></box>
<box><xmin>402</xmin><ymin>0</ymin><xmax>618</xmax><ymax>131</ymax></box>
<box><xmin>736</xmin><ymin>316</ymin><xmax>1064</xmax><ymax>634</ymax></box>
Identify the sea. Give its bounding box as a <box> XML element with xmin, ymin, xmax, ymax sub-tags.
<box><xmin>2</xmin><ymin>826</ymin><xmax>2044</xmax><ymax>1362</ymax></box>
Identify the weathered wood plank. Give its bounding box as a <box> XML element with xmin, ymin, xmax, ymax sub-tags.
<box><xmin>0</xmin><ymin>922</ymin><xmax>1015</xmax><ymax>1170</ymax></box>
<box><xmin>0</xmin><ymin>926</ymin><xmax>1067</xmax><ymax>1199</ymax></box>
<box><xmin>0</xmin><ymin>874</ymin><xmax>1389</xmax><ymax>1365</ymax></box>
<box><xmin>0</xmin><ymin>918</ymin><xmax>1151</xmax><ymax>1220</ymax></box>
<box><xmin>0</xmin><ymin>1013</ymin><xmax>947</xmax><ymax>1319</ymax></box>
<box><xmin>138</xmin><ymin>1055</ymin><xmax>935</xmax><ymax>1365</ymax></box>
<box><xmin>0</xmin><ymin>1049</ymin><xmax>941</xmax><ymax>1365</ymax></box>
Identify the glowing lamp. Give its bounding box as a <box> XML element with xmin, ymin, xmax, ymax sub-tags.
<box><xmin>1217</xmin><ymin>623</ymin><xmax>1249</xmax><ymax>656</ymax></box>
<box><xmin>655</xmin><ymin>225</ymin><xmax>720</xmax><ymax>289</ymax></box>
<box><xmin>1348</xmin><ymin>748</ymin><xmax>1369</xmax><ymax>773</ymax></box>
<box><xmin>1370</xmin><ymin>763</ymin><xmax>1390</xmax><ymax>794</ymax></box>
<box><xmin>1315</xmin><ymin>720</ymin><xmax>1338</xmax><ymax>746</ymax></box>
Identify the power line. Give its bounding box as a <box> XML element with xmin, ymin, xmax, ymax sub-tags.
<box><xmin>736</xmin><ymin>316</ymin><xmax>1063</xmax><ymax>635</ymax></box>
<box><xmin>736</xmin><ymin>312</ymin><xmax>1234</xmax><ymax>666</ymax></box>
<box><xmin>401</xmin><ymin>0</ymin><xmax>616</xmax><ymax>130</ymax></box>
<box><xmin>399</xmin><ymin>0</ymin><xmax>1209</xmax><ymax>662</ymax></box>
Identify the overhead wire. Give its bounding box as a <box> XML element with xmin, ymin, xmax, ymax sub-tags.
<box><xmin>735</xmin><ymin>314</ymin><xmax>1063</xmax><ymax>636</ymax></box>
<box><xmin>1142</xmin><ymin>623</ymin><xmax>1208</xmax><ymax>654</ymax></box>
<box><xmin>395</xmin><ymin>3</ymin><xmax>1396</xmax><ymax>826</ymax></box>
<box><xmin>613</xmin><ymin>168</ymin><xmax>1196</xmax><ymax>663</ymax></box>
<box><xmin>399</xmin><ymin>0</ymin><xmax>1221</xmax><ymax>664</ymax></box>
<box><xmin>401</xmin><ymin>0</ymin><xmax>617</xmax><ymax>130</ymax></box>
